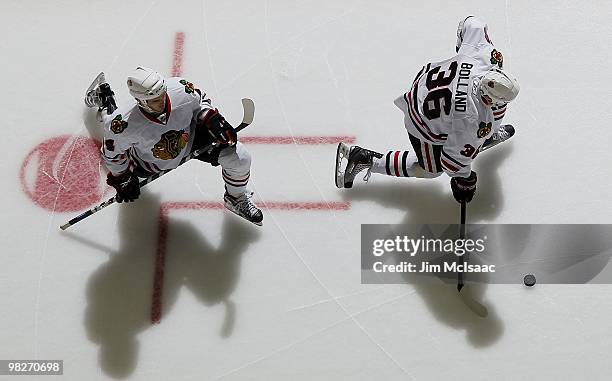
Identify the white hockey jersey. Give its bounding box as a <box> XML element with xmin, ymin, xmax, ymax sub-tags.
<box><xmin>395</xmin><ymin>16</ymin><xmax>507</xmax><ymax>178</ymax></box>
<box><xmin>100</xmin><ymin>77</ymin><xmax>214</xmax><ymax>176</ymax></box>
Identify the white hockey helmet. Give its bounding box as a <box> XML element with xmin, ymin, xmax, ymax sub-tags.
<box><xmin>126</xmin><ymin>67</ymin><xmax>167</xmax><ymax>101</ymax></box>
<box><xmin>479</xmin><ymin>68</ymin><xmax>520</xmax><ymax>107</ymax></box>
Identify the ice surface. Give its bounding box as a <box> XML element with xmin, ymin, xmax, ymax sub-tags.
<box><xmin>2</xmin><ymin>0</ymin><xmax>612</xmax><ymax>380</ymax></box>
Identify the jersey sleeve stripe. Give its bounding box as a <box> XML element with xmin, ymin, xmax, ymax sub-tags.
<box><xmin>441</xmin><ymin>159</ymin><xmax>459</xmax><ymax>173</ymax></box>
<box><xmin>107</xmin><ymin>157</ymin><xmax>128</xmax><ymax>164</ymax></box>
<box><xmin>441</xmin><ymin>150</ymin><xmax>467</xmax><ymax>167</ymax></box>
<box><xmin>104</xmin><ymin>153</ymin><xmax>127</xmax><ymax>163</ymax></box>
<box><xmin>103</xmin><ymin>151</ymin><xmax>126</xmax><ymax>160</ymax></box>
<box><xmin>385</xmin><ymin>151</ymin><xmax>392</xmax><ymax>175</ymax></box>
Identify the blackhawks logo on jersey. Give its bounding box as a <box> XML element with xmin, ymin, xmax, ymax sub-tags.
<box><xmin>151</xmin><ymin>130</ymin><xmax>190</xmax><ymax>160</ymax></box>
<box><xmin>490</xmin><ymin>49</ymin><xmax>503</xmax><ymax>68</ymax></box>
<box><xmin>110</xmin><ymin>114</ymin><xmax>128</xmax><ymax>134</ymax></box>
<box><xmin>179</xmin><ymin>79</ymin><xmax>195</xmax><ymax>94</ymax></box>
<box><xmin>477</xmin><ymin>122</ymin><xmax>492</xmax><ymax>138</ymax></box>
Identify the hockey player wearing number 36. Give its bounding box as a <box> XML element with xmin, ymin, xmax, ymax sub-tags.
<box><xmin>335</xmin><ymin>16</ymin><xmax>520</xmax><ymax>204</ymax></box>
<box><xmin>85</xmin><ymin>67</ymin><xmax>263</xmax><ymax>225</ymax></box>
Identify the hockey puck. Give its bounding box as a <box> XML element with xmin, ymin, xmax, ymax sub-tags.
<box><xmin>523</xmin><ymin>274</ymin><xmax>536</xmax><ymax>287</ymax></box>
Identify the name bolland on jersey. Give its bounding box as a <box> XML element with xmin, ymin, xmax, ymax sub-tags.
<box><xmin>395</xmin><ymin>16</ymin><xmax>507</xmax><ymax>178</ymax></box>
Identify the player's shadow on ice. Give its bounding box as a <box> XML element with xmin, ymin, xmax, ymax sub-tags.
<box><xmin>341</xmin><ymin>146</ymin><xmax>514</xmax><ymax>347</ymax></box>
<box><xmin>78</xmin><ymin>192</ymin><xmax>260</xmax><ymax>379</ymax></box>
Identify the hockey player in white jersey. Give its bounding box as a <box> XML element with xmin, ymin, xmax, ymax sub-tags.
<box><xmin>85</xmin><ymin>67</ymin><xmax>263</xmax><ymax>225</ymax></box>
<box><xmin>335</xmin><ymin>16</ymin><xmax>520</xmax><ymax>204</ymax></box>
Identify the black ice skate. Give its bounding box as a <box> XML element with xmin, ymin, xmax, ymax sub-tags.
<box><xmin>224</xmin><ymin>191</ymin><xmax>264</xmax><ymax>226</ymax></box>
<box><xmin>335</xmin><ymin>143</ymin><xmax>383</xmax><ymax>188</ymax></box>
<box><xmin>481</xmin><ymin>124</ymin><xmax>515</xmax><ymax>152</ymax></box>
<box><xmin>84</xmin><ymin>72</ymin><xmax>117</xmax><ymax>115</ymax></box>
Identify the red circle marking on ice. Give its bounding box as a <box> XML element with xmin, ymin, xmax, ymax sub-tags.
<box><xmin>20</xmin><ymin>135</ymin><xmax>106</xmax><ymax>212</ymax></box>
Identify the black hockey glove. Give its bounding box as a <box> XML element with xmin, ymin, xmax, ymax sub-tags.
<box><xmin>198</xmin><ymin>109</ymin><xmax>237</xmax><ymax>146</ymax></box>
<box><xmin>107</xmin><ymin>172</ymin><xmax>140</xmax><ymax>203</ymax></box>
<box><xmin>450</xmin><ymin>171</ymin><xmax>477</xmax><ymax>203</ymax></box>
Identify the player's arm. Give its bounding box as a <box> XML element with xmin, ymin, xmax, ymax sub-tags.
<box><xmin>455</xmin><ymin>16</ymin><xmax>493</xmax><ymax>53</ymax></box>
<box><xmin>101</xmin><ymin>138</ymin><xmax>130</xmax><ymax>177</ymax></box>
<box><xmin>440</xmin><ymin>125</ymin><xmax>478</xmax><ymax>178</ymax></box>
<box><xmin>190</xmin><ymin>86</ymin><xmax>236</xmax><ymax>145</ymax></box>
<box><xmin>442</xmin><ymin>118</ymin><xmax>485</xmax><ymax>203</ymax></box>
<box><xmin>100</xmin><ymin>127</ymin><xmax>140</xmax><ymax>203</ymax></box>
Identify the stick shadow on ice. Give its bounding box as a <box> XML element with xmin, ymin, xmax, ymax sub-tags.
<box><xmin>75</xmin><ymin>192</ymin><xmax>259</xmax><ymax>379</ymax></box>
<box><xmin>341</xmin><ymin>145</ymin><xmax>514</xmax><ymax>347</ymax></box>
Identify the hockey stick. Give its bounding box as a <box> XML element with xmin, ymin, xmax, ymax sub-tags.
<box><xmin>454</xmin><ymin>200</ymin><xmax>488</xmax><ymax>317</ymax></box>
<box><xmin>60</xmin><ymin>98</ymin><xmax>255</xmax><ymax>230</ymax></box>
<box><xmin>457</xmin><ymin>201</ymin><xmax>466</xmax><ymax>291</ymax></box>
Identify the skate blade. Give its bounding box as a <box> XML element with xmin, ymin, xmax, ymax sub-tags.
<box><xmin>224</xmin><ymin>201</ymin><xmax>263</xmax><ymax>226</ymax></box>
<box><xmin>335</xmin><ymin>142</ymin><xmax>350</xmax><ymax>188</ymax></box>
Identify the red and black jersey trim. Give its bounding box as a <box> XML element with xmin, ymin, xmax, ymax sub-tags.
<box><xmin>440</xmin><ymin>149</ymin><xmax>470</xmax><ymax>174</ymax></box>
<box><xmin>404</xmin><ymin>70</ymin><xmax>448</xmax><ymax>143</ymax></box>
<box><xmin>441</xmin><ymin>158</ymin><xmax>459</xmax><ymax>173</ymax></box>
<box><xmin>412</xmin><ymin>63</ymin><xmax>431</xmax><ymax>84</ymax></box>
<box><xmin>492</xmin><ymin>104</ymin><xmax>507</xmax><ymax>121</ymax></box>
<box><xmin>441</xmin><ymin>150</ymin><xmax>467</xmax><ymax>168</ymax></box>
<box><xmin>408</xmin><ymin>134</ymin><xmax>442</xmax><ymax>173</ymax></box>
<box><xmin>102</xmin><ymin>145</ymin><xmax>130</xmax><ymax>169</ymax></box>
<box><xmin>103</xmin><ymin>151</ymin><xmax>127</xmax><ymax>162</ymax></box>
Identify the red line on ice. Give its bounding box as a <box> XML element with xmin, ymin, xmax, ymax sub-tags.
<box><xmin>161</xmin><ymin>200</ymin><xmax>351</xmax><ymax>212</ymax></box>
<box><xmin>240</xmin><ymin>136</ymin><xmax>355</xmax><ymax>145</ymax></box>
<box><xmin>171</xmin><ymin>32</ymin><xmax>185</xmax><ymax>77</ymax></box>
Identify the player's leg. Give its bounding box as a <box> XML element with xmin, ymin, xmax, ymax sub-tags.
<box><xmin>217</xmin><ymin>143</ymin><xmax>263</xmax><ymax>226</ymax></box>
<box><xmin>369</xmin><ymin>149</ymin><xmax>439</xmax><ymax>178</ymax></box>
<box><xmin>218</xmin><ymin>143</ymin><xmax>251</xmax><ymax>197</ymax></box>
<box><xmin>335</xmin><ymin>135</ymin><xmax>442</xmax><ymax>188</ymax></box>
<box><xmin>403</xmin><ymin>134</ymin><xmax>444</xmax><ymax>178</ymax></box>
<box><xmin>189</xmin><ymin>126</ymin><xmax>263</xmax><ymax>226</ymax></box>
